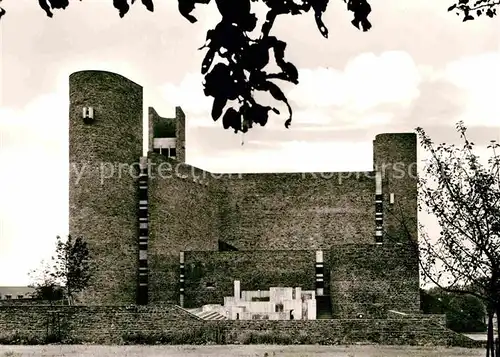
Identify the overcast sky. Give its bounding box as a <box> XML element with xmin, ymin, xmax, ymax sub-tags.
<box><xmin>0</xmin><ymin>0</ymin><xmax>499</xmax><ymax>286</ymax></box>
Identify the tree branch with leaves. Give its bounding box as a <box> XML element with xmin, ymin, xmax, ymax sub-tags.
<box><xmin>448</xmin><ymin>0</ymin><xmax>499</xmax><ymax>21</ymax></box>
<box><xmin>1</xmin><ymin>1</ymin><xmax>496</xmax><ymax>131</ymax></box>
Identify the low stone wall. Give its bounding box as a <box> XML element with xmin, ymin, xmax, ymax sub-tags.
<box><xmin>0</xmin><ymin>305</ymin><xmax>201</xmax><ymax>344</ymax></box>
<box><xmin>0</xmin><ymin>305</ymin><xmax>483</xmax><ymax>347</ymax></box>
<box><xmin>209</xmin><ymin>318</ymin><xmax>482</xmax><ymax>347</ymax></box>
<box><xmin>388</xmin><ymin>310</ymin><xmax>446</xmax><ymax>326</ymax></box>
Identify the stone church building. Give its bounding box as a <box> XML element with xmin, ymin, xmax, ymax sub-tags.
<box><xmin>69</xmin><ymin>70</ymin><xmax>420</xmax><ymax>319</ymax></box>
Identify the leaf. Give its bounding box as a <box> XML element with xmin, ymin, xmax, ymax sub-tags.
<box><xmin>201</xmin><ymin>48</ymin><xmax>216</xmax><ymax>75</ymax></box>
<box><xmin>222</xmin><ymin>108</ymin><xmax>241</xmax><ymax>132</ymax></box>
<box><xmin>38</xmin><ymin>0</ymin><xmax>54</xmax><ymax>17</ymax></box>
<box><xmin>48</xmin><ymin>0</ymin><xmax>69</xmax><ymax>9</ymax></box>
<box><xmin>347</xmin><ymin>0</ymin><xmax>372</xmax><ymax>32</ymax></box>
<box><xmin>203</xmin><ymin>63</ymin><xmax>231</xmax><ymax>97</ymax></box>
<box><xmin>113</xmin><ymin>0</ymin><xmax>130</xmax><ymax>18</ymax></box>
<box><xmin>141</xmin><ymin>0</ymin><xmax>154</xmax><ymax>12</ymax></box>
<box><xmin>282</xmin><ymin>62</ymin><xmax>299</xmax><ymax>84</ymax></box>
<box><xmin>211</xmin><ymin>97</ymin><xmax>227</xmax><ymax>121</ymax></box>
<box><xmin>178</xmin><ymin>0</ymin><xmax>211</xmax><ymax>23</ymax></box>
<box><xmin>313</xmin><ymin>12</ymin><xmax>329</xmax><ymax>38</ymax></box>
<box><xmin>266</xmin><ymin>81</ymin><xmax>287</xmax><ymax>102</ymax></box>
<box><xmin>247</xmin><ymin>103</ymin><xmax>271</xmax><ymax>126</ymax></box>
<box><xmin>448</xmin><ymin>4</ymin><xmax>457</xmax><ymax>11</ymax></box>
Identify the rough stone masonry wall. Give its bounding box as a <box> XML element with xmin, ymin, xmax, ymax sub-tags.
<box><xmin>373</xmin><ymin>133</ymin><xmax>418</xmax><ymax>243</ymax></box>
<box><xmin>216</xmin><ymin>172</ymin><xmax>376</xmax><ymax>250</ymax></box>
<box><xmin>175</xmin><ymin>107</ymin><xmax>186</xmax><ymax>163</ymax></box>
<box><xmin>182</xmin><ymin>250</ymin><xmax>323</xmax><ymax>308</ymax></box>
<box><xmin>0</xmin><ymin>306</ymin><xmax>482</xmax><ymax>347</ymax></box>
<box><xmin>69</xmin><ymin>70</ymin><xmax>143</xmax><ymax>305</ymax></box>
<box><xmin>209</xmin><ymin>318</ymin><xmax>481</xmax><ymax>347</ymax></box>
<box><xmin>147</xmin><ymin>153</ymin><xmax>219</xmax><ymax>304</ymax></box>
<box><xmin>330</xmin><ymin>244</ymin><xmax>420</xmax><ymax>319</ymax></box>
<box><xmin>0</xmin><ymin>305</ymin><xmax>202</xmax><ymax>344</ymax></box>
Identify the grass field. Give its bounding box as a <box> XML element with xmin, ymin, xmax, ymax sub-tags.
<box><xmin>0</xmin><ymin>345</ymin><xmax>486</xmax><ymax>357</ymax></box>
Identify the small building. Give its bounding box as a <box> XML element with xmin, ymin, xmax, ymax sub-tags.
<box><xmin>0</xmin><ymin>286</ymin><xmax>35</xmax><ymax>300</ymax></box>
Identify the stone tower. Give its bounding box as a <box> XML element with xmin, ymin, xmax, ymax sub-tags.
<box><xmin>373</xmin><ymin>133</ymin><xmax>418</xmax><ymax>243</ymax></box>
<box><xmin>69</xmin><ymin>70</ymin><xmax>143</xmax><ymax>305</ymax></box>
<box><xmin>148</xmin><ymin>106</ymin><xmax>186</xmax><ymax>162</ymax></box>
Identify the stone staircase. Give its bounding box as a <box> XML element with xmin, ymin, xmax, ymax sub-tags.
<box><xmin>186</xmin><ymin>308</ymin><xmax>228</xmax><ymax>320</ymax></box>
<box><xmin>197</xmin><ymin>310</ymin><xmax>228</xmax><ymax>320</ymax></box>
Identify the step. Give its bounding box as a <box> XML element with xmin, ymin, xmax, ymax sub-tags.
<box><xmin>196</xmin><ymin>310</ymin><xmax>227</xmax><ymax>320</ymax></box>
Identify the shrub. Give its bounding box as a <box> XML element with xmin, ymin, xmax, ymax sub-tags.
<box><xmin>121</xmin><ymin>326</ymin><xmax>226</xmax><ymax>345</ymax></box>
<box><xmin>0</xmin><ymin>332</ymin><xmax>45</xmax><ymax>345</ymax></box>
<box><xmin>122</xmin><ymin>331</ymin><xmax>159</xmax><ymax>345</ymax></box>
<box><xmin>294</xmin><ymin>330</ymin><xmax>315</xmax><ymax>344</ymax></box>
<box><xmin>420</xmin><ymin>289</ymin><xmax>487</xmax><ymax>333</ymax></box>
<box><xmin>238</xmin><ymin>330</ymin><xmax>294</xmax><ymax>345</ymax></box>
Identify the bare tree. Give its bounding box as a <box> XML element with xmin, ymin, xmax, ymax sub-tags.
<box><xmin>385</xmin><ymin>121</ymin><xmax>500</xmax><ymax>356</ymax></box>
